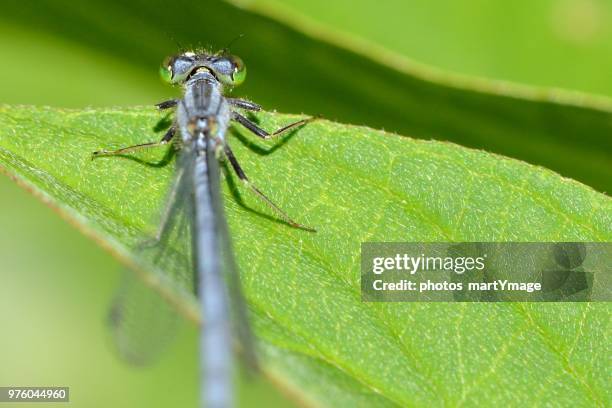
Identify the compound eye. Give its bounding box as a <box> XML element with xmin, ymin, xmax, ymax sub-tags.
<box><xmin>231</xmin><ymin>56</ymin><xmax>247</xmax><ymax>86</ymax></box>
<box><xmin>160</xmin><ymin>53</ymin><xmax>196</xmax><ymax>84</ymax></box>
<box><xmin>211</xmin><ymin>55</ymin><xmax>246</xmax><ymax>86</ymax></box>
<box><xmin>159</xmin><ymin>56</ymin><xmax>174</xmax><ymax>83</ymax></box>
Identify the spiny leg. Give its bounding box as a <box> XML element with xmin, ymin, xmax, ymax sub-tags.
<box><xmin>223</xmin><ymin>144</ymin><xmax>315</xmax><ymax>232</ymax></box>
<box><xmin>231</xmin><ymin>111</ymin><xmax>313</xmax><ymax>140</ymax></box>
<box><xmin>156</xmin><ymin>99</ymin><xmax>178</xmax><ymax>110</ymax></box>
<box><xmin>92</xmin><ymin>125</ymin><xmax>176</xmax><ymax>158</ymax></box>
<box><xmin>226</xmin><ymin>98</ymin><xmax>261</xmax><ymax>111</ymax></box>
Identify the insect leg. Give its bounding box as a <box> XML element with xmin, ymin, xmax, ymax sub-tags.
<box><xmin>231</xmin><ymin>111</ymin><xmax>313</xmax><ymax>140</ymax></box>
<box><xmin>226</xmin><ymin>98</ymin><xmax>261</xmax><ymax>111</ymax></box>
<box><xmin>156</xmin><ymin>99</ymin><xmax>178</xmax><ymax>110</ymax></box>
<box><xmin>92</xmin><ymin>126</ymin><xmax>176</xmax><ymax>158</ymax></box>
<box><xmin>223</xmin><ymin>144</ymin><xmax>315</xmax><ymax>232</ymax></box>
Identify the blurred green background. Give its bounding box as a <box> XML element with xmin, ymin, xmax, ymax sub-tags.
<box><xmin>259</xmin><ymin>0</ymin><xmax>612</xmax><ymax>97</ymax></box>
<box><xmin>0</xmin><ymin>0</ymin><xmax>610</xmax><ymax>407</ymax></box>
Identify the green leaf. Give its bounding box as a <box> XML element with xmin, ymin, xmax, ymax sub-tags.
<box><xmin>236</xmin><ymin>0</ymin><xmax>612</xmax><ymax>97</ymax></box>
<box><xmin>0</xmin><ymin>105</ymin><xmax>610</xmax><ymax>406</ymax></box>
<box><xmin>1</xmin><ymin>0</ymin><xmax>611</xmax><ymax>193</ymax></box>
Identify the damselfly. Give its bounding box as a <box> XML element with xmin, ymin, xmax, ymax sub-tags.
<box><xmin>93</xmin><ymin>50</ymin><xmax>314</xmax><ymax>408</ymax></box>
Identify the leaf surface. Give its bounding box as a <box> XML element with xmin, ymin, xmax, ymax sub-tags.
<box><xmin>0</xmin><ymin>105</ymin><xmax>610</xmax><ymax>406</ymax></box>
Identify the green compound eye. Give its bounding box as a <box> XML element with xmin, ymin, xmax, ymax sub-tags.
<box><xmin>159</xmin><ymin>53</ymin><xmax>197</xmax><ymax>84</ymax></box>
<box><xmin>210</xmin><ymin>55</ymin><xmax>246</xmax><ymax>86</ymax></box>
<box><xmin>159</xmin><ymin>64</ymin><xmax>173</xmax><ymax>83</ymax></box>
<box><xmin>231</xmin><ymin>57</ymin><xmax>246</xmax><ymax>86</ymax></box>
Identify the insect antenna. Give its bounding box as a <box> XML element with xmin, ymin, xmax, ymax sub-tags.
<box><xmin>219</xmin><ymin>34</ymin><xmax>245</xmax><ymax>55</ymax></box>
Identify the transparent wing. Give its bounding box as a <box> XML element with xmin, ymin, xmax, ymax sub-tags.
<box><xmin>106</xmin><ymin>150</ymin><xmax>197</xmax><ymax>365</ymax></box>
<box><xmin>219</xmin><ymin>206</ymin><xmax>259</xmax><ymax>370</ymax></box>
<box><xmin>106</xmin><ymin>143</ymin><xmax>257</xmax><ymax>370</ymax></box>
<box><xmin>107</xmin><ymin>271</ymin><xmax>184</xmax><ymax>365</ymax></box>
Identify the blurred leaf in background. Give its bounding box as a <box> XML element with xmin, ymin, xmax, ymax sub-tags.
<box><xmin>239</xmin><ymin>0</ymin><xmax>612</xmax><ymax>97</ymax></box>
